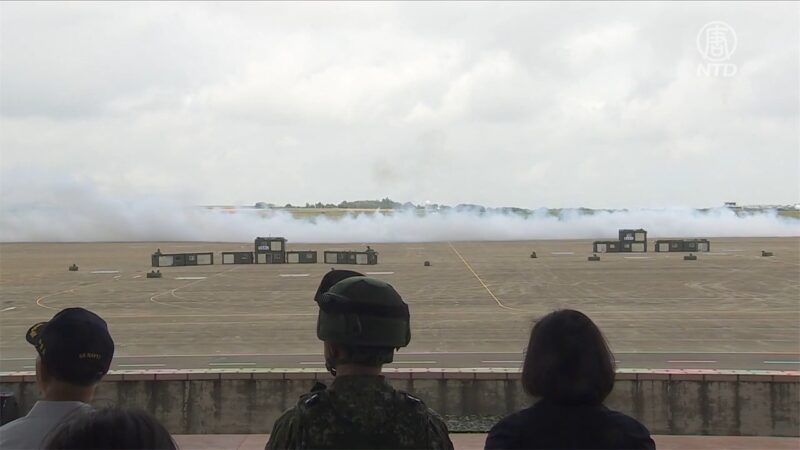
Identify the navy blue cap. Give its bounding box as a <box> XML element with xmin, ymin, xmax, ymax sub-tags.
<box><xmin>26</xmin><ymin>308</ymin><xmax>114</xmax><ymax>386</ymax></box>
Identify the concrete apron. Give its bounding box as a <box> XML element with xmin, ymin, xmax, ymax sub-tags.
<box><xmin>171</xmin><ymin>434</ymin><xmax>800</xmax><ymax>450</ymax></box>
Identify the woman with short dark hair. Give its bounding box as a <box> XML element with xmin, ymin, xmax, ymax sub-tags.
<box><xmin>44</xmin><ymin>406</ymin><xmax>177</xmax><ymax>450</ymax></box>
<box><xmin>485</xmin><ymin>309</ymin><xmax>655</xmax><ymax>450</ymax></box>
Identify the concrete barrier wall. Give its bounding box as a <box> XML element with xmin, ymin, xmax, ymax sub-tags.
<box><xmin>1</xmin><ymin>369</ymin><xmax>798</xmax><ymax>437</ymax></box>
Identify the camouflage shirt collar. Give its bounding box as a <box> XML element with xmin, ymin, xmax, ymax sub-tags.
<box><xmin>330</xmin><ymin>374</ymin><xmax>391</xmax><ymax>392</ymax></box>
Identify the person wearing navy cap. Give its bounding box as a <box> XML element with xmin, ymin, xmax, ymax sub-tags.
<box><xmin>0</xmin><ymin>307</ymin><xmax>115</xmax><ymax>449</ymax></box>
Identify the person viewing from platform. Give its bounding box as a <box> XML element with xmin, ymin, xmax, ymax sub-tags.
<box><xmin>0</xmin><ymin>308</ymin><xmax>115</xmax><ymax>450</ymax></box>
<box><xmin>44</xmin><ymin>407</ymin><xmax>177</xmax><ymax>450</ymax></box>
<box><xmin>266</xmin><ymin>270</ymin><xmax>454</xmax><ymax>450</ymax></box>
<box><xmin>485</xmin><ymin>309</ymin><xmax>655</xmax><ymax>450</ymax></box>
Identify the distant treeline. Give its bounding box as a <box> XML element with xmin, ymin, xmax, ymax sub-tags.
<box><xmin>257</xmin><ymin>198</ymin><xmax>405</xmax><ymax>209</ymax></box>
<box><xmin>259</xmin><ymin>198</ymin><xmax>491</xmax><ymax>210</ymax></box>
<box><xmin>255</xmin><ymin>198</ymin><xmax>590</xmax><ymax>215</ymax></box>
<box><xmin>249</xmin><ymin>200</ymin><xmax>800</xmax><ymax>219</ymax></box>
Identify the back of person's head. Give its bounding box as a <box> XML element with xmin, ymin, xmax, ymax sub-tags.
<box><xmin>27</xmin><ymin>307</ymin><xmax>114</xmax><ymax>387</ymax></box>
<box><xmin>313</xmin><ymin>271</ymin><xmax>411</xmax><ymax>369</ymax></box>
<box><xmin>45</xmin><ymin>407</ymin><xmax>177</xmax><ymax>450</ymax></box>
<box><xmin>522</xmin><ymin>309</ymin><xmax>615</xmax><ymax>405</ymax></box>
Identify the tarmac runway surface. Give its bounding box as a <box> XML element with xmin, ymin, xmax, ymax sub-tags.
<box><xmin>1</xmin><ymin>238</ymin><xmax>798</xmax><ymax>372</ymax></box>
<box><xmin>2</xmin><ymin>351</ymin><xmax>798</xmax><ymax>372</ymax></box>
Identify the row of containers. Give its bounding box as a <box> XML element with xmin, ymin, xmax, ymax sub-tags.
<box><xmin>151</xmin><ymin>237</ymin><xmax>378</xmax><ymax>267</ymax></box>
<box><xmin>592</xmin><ymin>229</ymin><xmax>710</xmax><ymax>253</ymax></box>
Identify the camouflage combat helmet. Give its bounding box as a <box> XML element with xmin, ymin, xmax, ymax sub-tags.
<box><xmin>315</xmin><ymin>275</ymin><xmax>411</xmax><ymax>349</ymax></box>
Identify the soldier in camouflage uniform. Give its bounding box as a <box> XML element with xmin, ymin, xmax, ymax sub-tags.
<box><xmin>266</xmin><ymin>270</ymin><xmax>454</xmax><ymax>450</ymax></box>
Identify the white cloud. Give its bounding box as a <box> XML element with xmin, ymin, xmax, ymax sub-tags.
<box><xmin>0</xmin><ymin>2</ymin><xmax>797</xmax><ymax>209</ymax></box>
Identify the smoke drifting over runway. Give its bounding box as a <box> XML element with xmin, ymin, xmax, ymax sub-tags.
<box><xmin>1</xmin><ymin>176</ymin><xmax>798</xmax><ymax>243</ymax></box>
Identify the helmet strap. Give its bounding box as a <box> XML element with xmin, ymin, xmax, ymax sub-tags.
<box><xmin>325</xmin><ymin>358</ymin><xmax>337</xmax><ymax>376</ymax></box>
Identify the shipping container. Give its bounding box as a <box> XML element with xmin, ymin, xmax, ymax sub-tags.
<box><xmin>619</xmin><ymin>241</ymin><xmax>646</xmax><ymax>252</ymax></box>
<box><xmin>256</xmin><ymin>252</ymin><xmax>285</xmax><ymax>264</ymax></box>
<box><xmin>654</xmin><ymin>239</ymin><xmax>710</xmax><ymax>252</ymax></box>
<box><xmin>323</xmin><ymin>251</ymin><xmax>378</xmax><ymax>265</ymax></box>
<box><xmin>222</xmin><ymin>252</ymin><xmax>254</xmax><ymax>264</ymax></box>
<box><xmin>619</xmin><ymin>229</ymin><xmax>647</xmax><ymax>242</ymax></box>
<box><xmin>255</xmin><ymin>237</ymin><xmax>286</xmax><ymax>252</ymax></box>
<box><xmin>154</xmin><ymin>254</ymin><xmax>173</xmax><ymax>267</ymax></box>
<box><xmin>592</xmin><ymin>241</ymin><xmax>621</xmax><ymax>253</ymax></box>
<box><xmin>254</xmin><ymin>237</ymin><xmax>287</xmax><ymax>264</ymax></box>
<box><xmin>286</xmin><ymin>251</ymin><xmax>318</xmax><ymax>264</ymax></box>
<box><xmin>151</xmin><ymin>251</ymin><xmax>214</xmax><ymax>267</ymax></box>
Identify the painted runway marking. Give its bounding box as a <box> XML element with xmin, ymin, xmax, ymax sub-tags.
<box><xmin>1</xmin><ymin>307</ymin><xmax>16</xmax><ymax>312</ymax></box>
<box><xmin>36</xmin><ymin>288</ymin><xmax>78</xmax><ymax>310</ymax></box>
<box><xmin>91</xmin><ymin>270</ymin><xmax>120</xmax><ymax>274</ymax></box>
<box><xmin>668</xmin><ymin>360</ymin><xmax>717</xmax><ymax>364</ymax></box>
<box><xmin>448</xmin><ymin>242</ymin><xmax>521</xmax><ymax>312</ymax></box>
<box><xmin>624</xmin><ymin>256</ymin><xmax>652</xmax><ymax>260</ymax></box>
<box><xmin>279</xmin><ymin>274</ymin><xmax>310</xmax><ymax>277</ymax></box>
<box><xmin>208</xmin><ymin>362</ymin><xmax>256</xmax><ymax>366</ymax></box>
<box><xmin>481</xmin><ymin>360</ymin><xmax>522</xmax><ymax>364</ymax></box>
<box><xmin>551</xmin><ymin>252</ymin><xmax>575</xmax><ymax>255</ymax></box>
<box><xmin>390</xmin><ymin>361</ymin><xmax>437</xmax><ymax>364</ymax></box>
<box><xmin>763</xmin><ymin>360</ymin><xmax>800</xmax><ymax>364</ymax></box>
<box><xmin>3</xmin><ymin>350</ymin><xmax>789</xmax><ymax>362</ymax></box>
<box><xmin>149</xmin><ymin>269</ymin><xmax>239</xmax><ymax>309</ymax></box>
<box><xmin>366</xmin><ymin>271</ymin><xmax>394</xmax><ymax>275</ymax></box>
<box><xmin>148</xmin><ymin>266</ymin><xmax>238</xmax><ymax>310</ymax></box>
<box><xmin>118</xmin><ymin>364</ymin><xmax>166</xmax><ymax>368</ymax></box>
<box><xmin>174</xmin><ymin>277</ymin><xmax>207</xmax><ymax>280</ymax></box>
<box><xmin>132</xmin><ymin>275</ymin><xmax>142</xmax><ymax>279</ymax></box>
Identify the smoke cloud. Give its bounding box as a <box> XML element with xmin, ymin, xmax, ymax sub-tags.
<box><xmin>1</xmin><ymin>173</ymin><xmax>797</xmax><ymax>243</ymax></box>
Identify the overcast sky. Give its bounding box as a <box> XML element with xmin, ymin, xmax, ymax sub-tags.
<box><xmin>1</xmin><ymin>2</ymin><xmax>797</xmax><ymax>209</ymax></box>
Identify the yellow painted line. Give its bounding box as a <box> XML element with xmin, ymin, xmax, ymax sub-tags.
<box><xmin>36</xmin><ymin>288</ymin><xmax>76</xmax><ymax>311</ymax></box>
<box><xmin>36</xmin><ymin>275</ymin><xmax>129</xmax><ymax>311</ymax></box>
<box><xmin>150</xmin><ymin>266</ymin><xmax>238</xmax><ymax>309</ymax></box>
<box><xmin>447</xmin><ymin>242</ymin><xmax>521</xmax><ymax>312</ymax></box>
<box><xmin>149</xmin><ymin>279</ymin><xmax>206</xmax><ymax>310</ymax></box>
